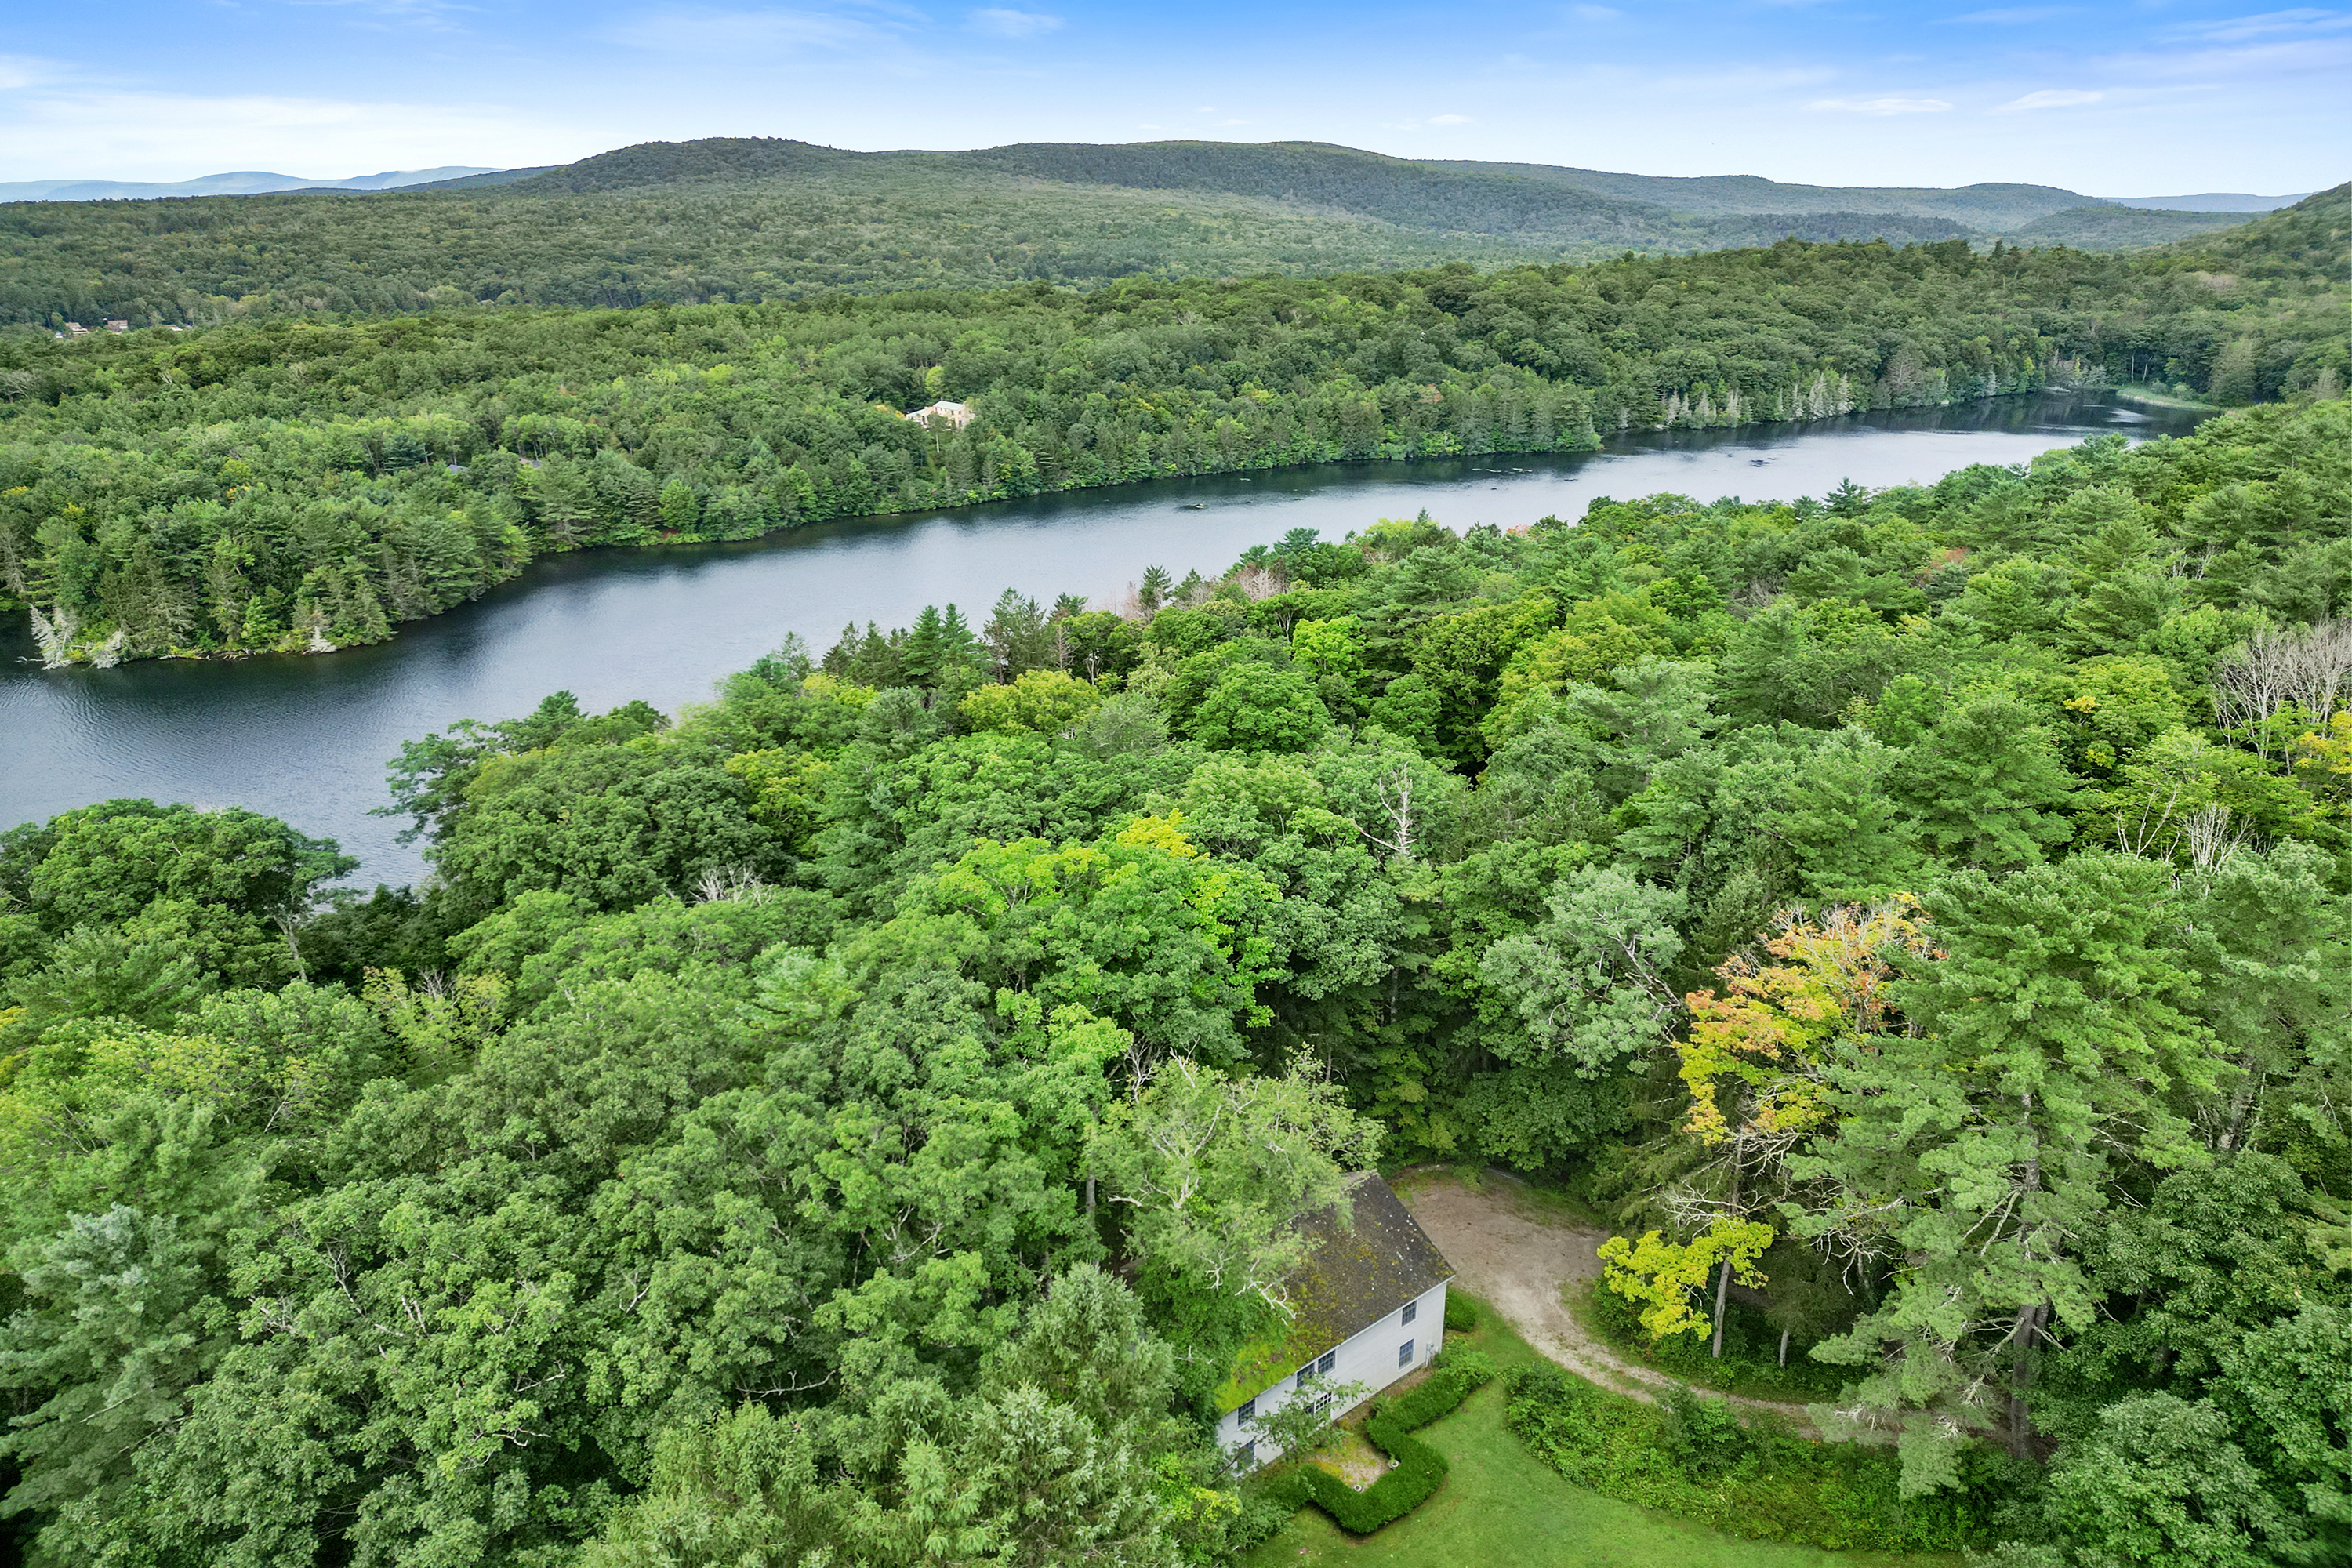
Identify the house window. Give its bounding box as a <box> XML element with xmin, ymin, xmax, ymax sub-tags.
<box><xmin>1238</xmin><ymin>1397</ymin><xmax>1255</xmax><ymax>1422</ymax></box>
<box><xmin>1317</xmin><ymin>1351</ymin><xmax>1336</xmax><ymax>1376</ymax></box>
<box><xmin>1295</xmin><ymin>1363</ymin><xmax>1316</xmax><ymax>1389</ymax></box>
<box><xmin>1402</xmin><ymin>1300</ymin><xmax>1417</xmax><ymax>1326</ymax></box>
<box><xmin>1399</xmin><ymin>1340</ymin><xmax>1416</xmax><ymax>1367</ymax></box>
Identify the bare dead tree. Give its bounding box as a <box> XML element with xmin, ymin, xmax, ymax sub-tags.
<box><xmin>2212</xmin><ymin>623</ymin><xmax>2352</xmax><ymax>757</ymax></box>
<box><xmin>2113</xmin><ymin>775</ymin><xmax>2187</xmax><ymax>859</ymax></box>
<box><xmin>1229</xmin><ymin>564</ymin><xmax>1287</xmax><ymax>601</ymax></box>
<box><xmin>2285</xmin><ymin>620</ymin><xmax>2352</xmax><ymax>722</ymax></box>
<box><xmin>29</xmin><ymin>604</ymin><xmax>78</xmax><ymax>668</ymax></box>
<box><xmin>2182</xmin><ymin>804</ymin><xmax>2249</xmax><ymax>869</ymax></box>
<box><xmin>693</xmin><ymin>865</ymin><xmax>771</xmax><ymax>904</ymax></box>
<box><xmin>1358</xmin><ymin>765</ymin><xmax>1417</xmax><ymax>864</ymax></box>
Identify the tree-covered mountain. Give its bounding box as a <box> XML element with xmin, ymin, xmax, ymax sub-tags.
<box><xmin>2151</xmin><ymin>181</ymin><xmax>2352</xmax><ymax>282</ymax></box>
<box><xmin>2003</xmin><ymin>203</ymin><xmax>2255</xmax><ymax>250</ymax></box>
<box><xmin>5</xmin><ymin>228</ymin><xmax>2345</xmax><ymax>668</ymax></box>
<box><xmin>1421</xmin><ymin>160</ymin><xmax>2101</xmax><ymax>229</ymax></box>
<box><xmin>3</xmin><ymin>393</ymin><xmax>2350</xmax><ymax>1566</ymax></box>
<box><xmin>5</xmin><ymin>136</ymin><xmax>2316</xmax><ymax>330</ymax></box>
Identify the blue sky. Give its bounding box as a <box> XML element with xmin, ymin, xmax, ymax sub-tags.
<box><xmin>1</xmin><ymin>1</ymin><xmax>2343</xmax><ymax>193</ymax></box>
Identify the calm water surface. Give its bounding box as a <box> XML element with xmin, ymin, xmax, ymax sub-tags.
<box><xmin>2</xmin><ymin>393</ymin><xmax>2198</xmax><ymax>884</ymax></box>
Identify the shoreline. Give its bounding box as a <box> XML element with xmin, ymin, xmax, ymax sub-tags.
<box><xmin>3</xmin><ymin>383</ymin><xmax>2151</xmax><ymax>673</ymax></box>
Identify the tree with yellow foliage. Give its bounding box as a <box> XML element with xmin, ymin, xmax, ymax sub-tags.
<box><xmin>1605</xmin><ymin>901</ymin><xmax>1933</xmax><ymax>1359</ymax></box>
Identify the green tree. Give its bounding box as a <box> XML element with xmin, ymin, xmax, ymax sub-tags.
<box><xmin>1893</xmin><ymin>691</ymin><xmax>2080</xmax><ymax>869</ymax></box>
<box><xmin>1091</xmin><ymin>1054</ymin><xmax>1381</xmax><ymax>1322</ymax></box>
<box><xmin>1479</xmin><ymin>866</ymin><xmax>1686</xmax><ymax>1077</ymax></box>
<box><xmin>1191</xmin><ymin>662</ymin><xmax>1330</xmax><ymax>753</ymax></box>
<box><xmin>1795</xmin><ymin>852</ymin><xmax>2223</xmax><ymax>1491</ymax></box>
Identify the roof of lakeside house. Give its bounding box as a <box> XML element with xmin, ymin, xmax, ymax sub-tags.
<box><xmin>906</xmin><ymin>399</ymin><xmax>973</xmax><ymax>423</ymax></box>
<box><xmin>1214</xmin><ymin>1172</ymin><xmax>1455</xmax><ymax>1412</ymax></box>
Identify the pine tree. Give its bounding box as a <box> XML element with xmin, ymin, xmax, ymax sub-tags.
<box><xmin>985</xmin><ymin>589</ymin><xmax>1051</xmax><ymax>680</ymax></box>
<box><xmin>900</xmin><ymin>604</ymin><xmax>946</xmax><ymax>690</ymax></box>
<box><xmin>1791</xmin><ymin>851</ymin><xmax>2223</xmax><ymax>1488</ymax></box>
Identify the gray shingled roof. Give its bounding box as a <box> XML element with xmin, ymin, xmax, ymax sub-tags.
<box><xmin>1215</xmin><ymin>1173</ymin><xmax>1455</xmax><ymax>1410</ymax></box>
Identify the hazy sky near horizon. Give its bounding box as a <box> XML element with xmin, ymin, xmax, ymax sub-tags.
<box><xmin>1</xmin><ymin>1</ymin><xmax>2343</xmax><ymax>193</ymax></box>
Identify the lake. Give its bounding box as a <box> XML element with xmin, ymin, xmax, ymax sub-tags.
<box><xmin>0</xmin><ymin>392</ymin><xmax>2200</xmax><ymax>886</ymax></box>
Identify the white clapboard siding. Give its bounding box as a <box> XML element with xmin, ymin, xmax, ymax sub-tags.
<box><xmin>1215</xmin><ymin>1279</ymin><xmax>1449</xmax><ymax>1468</ymax></box>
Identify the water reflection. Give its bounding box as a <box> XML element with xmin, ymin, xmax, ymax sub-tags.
<box><xmin>0</xmin><ymin>393</ymin><xmax>2201</xmax><ymax>884</ymax></box>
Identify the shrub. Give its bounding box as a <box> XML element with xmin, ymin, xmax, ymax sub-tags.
<box><xmin>1504</xmin><ymin>1364</ymin><xmax>1998</xmax><ymax>1551</ymax></box>
<box><xmin>1659</xmin><ymin>1384</ymin><xmax>1748</xmax><ymax>1479</ymax></box>
<box><xmin>1443</xmin><ymin>1292</ymin><xmax>1479</xmax><ymax>1332</ymax></box>
<box><xmin>1264</xmin><ymin>1348</ymin><xmax>1496</xmax><ymax>1534</ymax></box>
<box><xmin>1576</xmin><ymin>1274</ymin><xmax>1846</xmax><ymax>1401</ymax></box>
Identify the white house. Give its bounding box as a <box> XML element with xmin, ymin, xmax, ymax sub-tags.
<box><xmin>905</xmin><ymin>400</ymin><xmax>975</xmax><ymax>428</ymax></box>
<box><xmin>1214</xmin><ymin>1172</ymin><xmax>1455</xmax><ymax>1469</ymax></box>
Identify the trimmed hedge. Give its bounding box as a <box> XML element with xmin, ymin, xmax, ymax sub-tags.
<box><xmin>1443</xmin><ymin>1292</ymin><xmax>1479</xmax><ymax>1332</ymax></box>
<box><xmin>1267</xmin><ymin>1348</ymin><xmax>1496</xmax><ymax>1534</ymax></box>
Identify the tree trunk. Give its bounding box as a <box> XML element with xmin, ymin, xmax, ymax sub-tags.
<box><xmin>2218</xmin><ymin>1052</ymin><xmax>2263</xmax><ymax>1152</ymax></box>
<box><xmin>1085</xmin><ymin>1174</ymin><xmax>1096</xmax><ymax>1215</ymax></box>
<box><xmin>1712</xmin><ymin>1166</ymin><xmax>1744</xmax><ymax>1360</ymax></box>
<box><xmin>2005</xmin><ymin>1301</ymin><xmax>2047</xmax><ymax>1458</ymax></box>
<box><xmin>1779</xmin><ymin>1328</ymin><xmax>1791</xmax><ymax>1367</ymax></box>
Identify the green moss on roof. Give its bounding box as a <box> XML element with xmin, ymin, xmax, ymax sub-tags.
<box><xmin>1213</xmin><ymin>1173</ymin><xmax>1454</xmax><ymax>1413</ymax></box>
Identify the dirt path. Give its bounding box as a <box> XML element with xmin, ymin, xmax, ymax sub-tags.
<box><xmin>1396</xmin><ymin>1171</ymin><xmax>1817</xmax><ymax>1428</ymax></box>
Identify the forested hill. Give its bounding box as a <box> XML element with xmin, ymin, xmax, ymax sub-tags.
<box><xmin>5</xmin><ymin>234</ymin><xmax>2346</xmax><ymax>668</ymax></box>
<box><xmin>4</xmin><ymin>136</ymin><xmax>2319</xmax><ymax>329</ymax></box>
<box><xmin>2002</xmin><ymin>204</ymin><xmax>2257</xmax><ymax>250</ymax></box>
<box><xmin>1418</xmin><ymin>160</ymin><xmax>2096</xmax><ymax>229</ymax></box>
<box><xmin>2151</xmin><ymin>180</ymin><xmax>2352</xmax><ymax>281</ymax></box>
<box><xmin>521</xmin><ymin>136</ymin><xmax>1973</xmax><ymax>248</ymax></box>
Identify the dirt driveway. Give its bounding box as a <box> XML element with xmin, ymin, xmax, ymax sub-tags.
<box><xmin>1396</xmin><ymin>1171</ymin><xmax>1816</xmax><ymax>1427</ymax></box>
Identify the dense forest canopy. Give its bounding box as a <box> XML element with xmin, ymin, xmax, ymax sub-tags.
<box><xmin>1414</xmin><ymin>159</ymin><xmax>2234</xmax><ymax>227</ymax></box>
<box><xmin>3</xmin><ymin>196</ymin><xmax>2345</xmax><ymax>669</ymax></box>
<box><xmin>3</xmin><ymin>137</ymin><xmax>2325</xmax><ymax>332</ymax></box>
<box><xmin>3</xmin><ymin>391</ymin><xmax>2350</xmax><ymax>1566</ymax></box>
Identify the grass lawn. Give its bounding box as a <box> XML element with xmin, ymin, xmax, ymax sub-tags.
<box><xmin>1240</xmin><ymin>1297</ymin><xmax>1952</xmax><ymax>1568</ymax></box>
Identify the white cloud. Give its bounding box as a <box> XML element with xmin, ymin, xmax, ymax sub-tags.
<box><xmin>0</xmin><ymin>84</ymin><xmax>579</xmax><ymax>183</ymax></box>
<box><xmin>2169</xmin><ymin>8</ymin><xmax>2352</xmax><ymax>44</ymax></box>
<box><xmin>0</xmin><ymin>53</ymin><xmax>56</xmax><ymax>90</ymax></box>
<box><xmin>968</xmin><ymin>8</ymin><xmax>1062</xmax><ymax>38</ymax></box>
<box><xmin>281</xmin><ymin>0</ymin><xmax>474</xmax><ymax>33</ymax></box>
<box><xmin>1991</xmin><ymin>88</ymin><xmax>2105</xmax><ymax>111</ymax></box>
<box><xmin>604</xmin><ymin>6</ymin><xmax>896</xmax><ymax>53</ymax></box>
<box><xmin>2092</xmin><ymin>34</ymin><xmax>2352</xmax><ymax>80</ymax></box>
<box><xmin>1429</xmin><ymin>113</ymin><xmax>1472</xmax><ymax>124</ymax></box>
<box><xmin>1808</xmin><ymin>95</ymin><xmax>1954</xmax><ymax>114</ymax></box>
<box><xmin>1941</xmin><ymin>6</ymin><xmax>2071</xmax><ymax>21</ymax></box>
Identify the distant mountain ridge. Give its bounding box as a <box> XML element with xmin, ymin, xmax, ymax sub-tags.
<box><xmin>0</xmin><ymin>167</ymin><xmax>499</xmax><ymax>201</ymax></box>
<box><xmin>494</xmin><ymin>138</ymin><xmax>2296</xmax><ymax>246</ymax></box>
<box><xmin>4</xmin><ymin>137</ymin><xmax>2332</xmax><ymax>330</ymax></box>
<box><xmin>2103</xmin><ymin>192</ymin><xmax>2311</xmax><ymax>212</ymax></box>
<box><xmin>4</xmin><ymin>141</ymin><xmax>2306</xmax><ymax>239</ymax></box>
